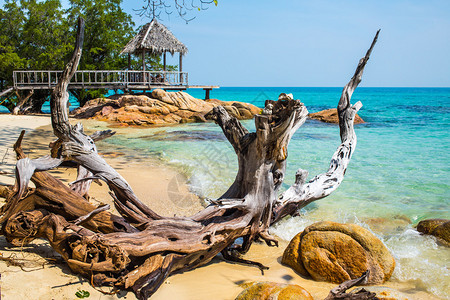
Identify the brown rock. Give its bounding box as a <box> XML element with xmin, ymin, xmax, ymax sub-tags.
<box><xmin>235</xmin><ymin>282</ymin><xmax>313</xmax><ymax>300</ymax></box>
<box><xmin>152</xmin><ymin>89</ymin><xmax>214</xmax><ymax>112</ymax></box>
<box><xmin>416</xmin><ymin>219</ymin><xmax>450</xmax><ymax>245</ymax></box>
<box><xmin>119</xmin><ymin>94</ymin><xmax>153</xmax><ymax>107</ymax></box>
<box><xmin>73</xmin><ymin>90</ymin><xmax>260</xmax><ymax>126</ymax></box>
<box><xmin>206</xmin><ymin>99</ymin><xmax>261</xmax><ymax>117</ymax></box>
<box><xmin>223</xmin><ymin>105</ymin><xmax>241</xmax><ymax>118</ymax></box>
<box><xmin>309</xmin><ymin>108</ymin><xmax>365</xmax><ymax>124</ymax></box>
<box><xmin>237</xmin><ymin>108</ymin><xmax>254</xmax><ymax>119</ymax></box>
<box><xmin>281</xmin><ymin>232</ymin><xmax>309</xmax><ymax>276</ymax></box>
<box><xmin>282</xmin><ymin>221</ymin><xmax>395</xmax><ymax>284</ymax></box>
<box><xmin>124</xmin><ymin>105</ymin><xmax>140</xmax><ymax>113</ymax></box>
<box><xmin>101</xmin><ymin>105</ymin><xmax>113</xmax><ymax>117</ymax></box>
<box><xmin>71</xmin><ymin>98</ymin><xmax>119</xmax><ymax>119</ymax></box>
<box><xmin>84</xmin><ymin>97</ymin><xmax>114</xmax><ymax>106</ymax></box>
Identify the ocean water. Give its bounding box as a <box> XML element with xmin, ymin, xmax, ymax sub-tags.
<box><xmin>95</xmin><ymin>87</ymin><xmax>449</xmax><ymax>298</ymax></box>
<box><xmin>3</xmin><ymin>87</ymin><xmax>449</xmax><ymax>297</ymax></box>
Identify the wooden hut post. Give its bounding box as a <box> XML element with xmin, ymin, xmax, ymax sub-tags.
<box><xmin>179</xmin><ymin>53</ymin><xmax>183</xmax><ymax>83</ymax></box>
<box><xmin>128</xmin><ymin>54</ymin><xmax>131</xmax><ymax>70</ymax></box>
<box><xmin>163</xmin><ymin>52</ymin><xmax>166</xmax><ymax>71</ymax></box>
<box><xmin>142</xmin><ymin>50</ymin><xmax>146</xmax><ymax>83</ymax></box>
<box><xmin>163</xmin><ymin>52</ymin><xmax>167</xmax><ymax>82</ymax></box>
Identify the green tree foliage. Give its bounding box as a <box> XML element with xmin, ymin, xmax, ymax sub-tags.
<box><xmin>0</xmin><ymin>0</ymin><xmax>140</xmax><ymax>111</ymax></box>
<box><xmin>67</xmin><ymin>0</ymin><xmax>135</xmax><ymax>71</ymax></box>
<box><xmin>0</xmin><ymin>0</ymin><xmax>26</xmax><ymax>94</ymax></box>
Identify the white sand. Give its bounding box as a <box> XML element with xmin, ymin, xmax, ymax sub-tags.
<box><xmin>0</xmin><ymin>115</ymin><xmax>441</xmax><ymax>300</ymax></box>
<box><xmin>0</xmin><ymin>114</ymin><xmax>52</xmax><ymax>185</ymax></box>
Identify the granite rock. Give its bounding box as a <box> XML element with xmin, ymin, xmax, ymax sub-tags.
<box><xmin>71</xmin><ymin>89</ymin><xmax>260</xmax><ymax>125</ymax></box>
<box><xmin>416</xmin><ymin>219</ymin><xmax>450</xmax><ymax>245</ymax></box>
<box><xmin>281</xmin><ymin>221</ymin><xmax>395</xmax><ymax>284</ymax></box>
<box><xmin>309</xmin><ymin>108</ymin><xmax>364</xmax><ymax>124</ymax></box>
<box><xmin>235</xmin><ymin>282</ymin><xmax>313</xmax><ymax>300</ymax></box>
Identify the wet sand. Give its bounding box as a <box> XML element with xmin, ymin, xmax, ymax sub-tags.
<box><xmin>0</xmin><ymin>115</ymin><xmax>441</xmax><ymax>300</ymax></box>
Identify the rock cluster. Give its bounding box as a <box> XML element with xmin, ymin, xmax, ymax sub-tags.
<box><xmin>416</xmin><ymin>218</ymin><xmax>450</xmax><ymax>245</ymax></box>
<box><xmin>281</xmin><ymin>221</ymin><xmax>395</xmax><ymax>284</ymax></box>
<box><xmin>308</xmin><ymin>108</ymin><xmax>365</xmax><ymax>124</ymax></box>
<box><xmin>71</xmin><ymin>89</ymin><xmax>261</xmax><ymax>125</ymax></box>
<box><xmin>235</xmin><ymin>282</ymin><xmax>313</xmax><ymax>300</ymax></box>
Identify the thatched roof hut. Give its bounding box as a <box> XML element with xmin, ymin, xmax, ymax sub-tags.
<box><xmin>121</xmin><ymin>19</ymin><xmax>187</xmax><ymax>56</ymax></box>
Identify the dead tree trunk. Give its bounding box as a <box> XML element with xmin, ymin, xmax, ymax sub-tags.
<box><xmin>272</xmin><ymin>30</ymin><xmax>379</xmax><ymax>223</ymax></box>
<box><xmin>0</xmin><ymin>17</ymin><xmax>379</xmax><ymax>299</ymax></box>
<box><xmin>12</xmin><ymin>90</ymin><xmax>34</xmax><ymax>115</ymax></box>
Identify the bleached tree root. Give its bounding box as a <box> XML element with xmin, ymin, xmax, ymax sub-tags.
<box><xmin>0</xmin><ymin>17</ymin><xmax>379</xmax><ymax>299</ymax></box>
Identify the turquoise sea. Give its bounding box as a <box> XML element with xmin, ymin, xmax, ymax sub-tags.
<box><xmin>95</xmin><ymin>87</ymin><xmax>449</xmax><ymax>298</ymax></box>
<box><xmin>4</xmin><ymin>87</ymin><xmax>450</xmax><ymax>297</ymax></box>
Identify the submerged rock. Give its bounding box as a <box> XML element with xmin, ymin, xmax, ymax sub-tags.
<box><xmin>235</xmin><ymin>282</ymin><xmax>313</xmax><ymax>300</ymax></box>
<box><xmin>71</xmin><ymin>89</ymin><xmax>261</xmax><ymax>126</ymax></box>
<box><xmin>363</xmin><ymin>215</ymin><xmax>412</xmax><ymax>235</ymax></box>
<box><xmin>281</xmin><ymin>221</ymin><xmax>395</xmax><ymax>284</ymax></box>
<box><xmin>308</xmin><ymin>108</ymin><xmax>365</xmax><ymax>124</ymax></box>
<box><xmin>416</xmin><ymin>218</ymin><xmax>450</xmax><ymax>245</ymax></box>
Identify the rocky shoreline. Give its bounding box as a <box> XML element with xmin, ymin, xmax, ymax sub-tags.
<box><xmin>71</xmin><ymin>89</ymin><xmax>367</xmax><ymax>127</ymax></box>
<box><xmin>71</xmin><ymin>89</ymin><xmax>261</xmax><ymax>125</ymax></box>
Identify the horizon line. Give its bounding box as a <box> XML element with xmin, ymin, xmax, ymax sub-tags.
<box><xmin>187</xmin><ymin>86</ymin><xmax>450</xmax><ymax>89</ymax></box>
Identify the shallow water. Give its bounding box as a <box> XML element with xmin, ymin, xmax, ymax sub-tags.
<box><xmin>95</xmin><ymin>87</ymin><xmax>449</xmax><ymax>298</ymax></box>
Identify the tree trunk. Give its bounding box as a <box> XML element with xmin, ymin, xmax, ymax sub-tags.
<box><xmin>12</xmin><ymin>90</ymin><xmax>34</xmax><ymax>115</ymax></box>
<box><xmin>0</xmin><ymin>17</ymin><xmax>379</xmax><ymax>299</ymax></box>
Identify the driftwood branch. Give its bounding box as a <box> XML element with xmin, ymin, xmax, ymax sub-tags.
<box><xmin>0</xmin><ymin>19</ymin><xmax>379</xmax><ymax>300</ymax></box>
<box><xmin>272</xmin><ymin>30</ymin><xmax>380</xmax><ymax>223</ymax></box>
<box><xmin>325</xmin><ymin>270</ymin><xmax>379</xmax><ymax>300</ymax></box>
<box><xmin>12</xmin><ymin>90</ymin><xmax>34</xmax><ymax>115</ymax></box>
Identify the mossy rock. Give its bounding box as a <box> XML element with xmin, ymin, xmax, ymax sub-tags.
<box><xmin>281</xmin><ymin>221</ymin><xmax>395</xmax><ymax>284</ymax></box>
<box><xmin>235</xmin><ymin>282</ymin><xmax>313</xmax><ymax>300</ymax></box>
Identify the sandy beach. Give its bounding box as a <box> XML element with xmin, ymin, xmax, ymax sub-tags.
<box><xmin>0</xmin><ymin>114</ymin><xmax>442</xmax><ymax>300</ymax></box>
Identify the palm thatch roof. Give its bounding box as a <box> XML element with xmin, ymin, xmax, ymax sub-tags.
<box><xmin>121</xmin><ymin>19</ymin><xmax>188</xmax><ymax>56</ymax></box>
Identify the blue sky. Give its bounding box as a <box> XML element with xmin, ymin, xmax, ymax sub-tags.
<box><xmin>2</xmin><ymin>0</ymin><xmax>449</xmax><ymax>87</ymax></box>
<box><xmin>120</xmin><ymin>0</ymin><xmax>450</xmax><ymax>87</ymax></box>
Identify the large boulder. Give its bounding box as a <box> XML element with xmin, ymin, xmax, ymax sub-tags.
<box><xmin>72</xmin><ymin>90</ymin><xmax>261</xmax><ymax>126</ymax></box>
<box><xmin>309</xmin><ymin>108</ymin><xmax>365</xmax><ymax>124</ymax></box>
<box><xmin>205</xmin><ymin>98</ymin><xmax>261</xmax><ymax>117</ymax></box>
<box><xmin>152</xmin><ymin>89</ymin><xmax>214</xmax><ymax>112</ymax></box>
<box><xmin>416</xmin><ymin>219</ymin><xmax>450</xmax><ymax>245</ymax></box>
<box><xmin>281</xmin><ymin>221</ymin><xmax>395</xmax><ymax>284</ymax></box>
<box><xmin>235</xmin><ymin>282</ymin><xmax>313</xmax><ymax>300</ymax></box>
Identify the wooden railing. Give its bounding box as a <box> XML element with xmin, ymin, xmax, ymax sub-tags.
<box><xmin>13</xmin><ymin>70</ymin><xmax>188</xmax><ymax>89</ymax></box>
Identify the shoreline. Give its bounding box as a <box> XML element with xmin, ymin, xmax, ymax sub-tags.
<box><xmin>0</xmin><ymin>115</ymin><xmax>444</xmax><ymax>299</ymax></box>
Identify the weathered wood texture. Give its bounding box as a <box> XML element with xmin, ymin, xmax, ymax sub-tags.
<box><xmin>325</xmin><ymin>271</ymin><xmax>379</xmax><ymax>300</ymax></box>
<box><xmin>0</xmin><ymin>17</ymin><xmax>379</xmax><ymax>299</ymax></box>
<box><xmin>12</xmin><ymin>89</ymin><xmax>34</xmax><ymax>115</ymax></box>
<box><xmin>272</xmin><ymin>30</ymin><xmax>379</xmax><ymax>223</ymax></box>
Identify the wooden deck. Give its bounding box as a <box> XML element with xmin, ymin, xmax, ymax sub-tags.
<box><xmin>11</xmin><ymin>70</ymin><xmax>219</xmax><ymax>99</ymax></box>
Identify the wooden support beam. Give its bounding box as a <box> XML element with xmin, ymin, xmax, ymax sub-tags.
<box><xmin>163</xmin><ymin>53</ymin><xmax>166</xmax><ymax>71</ymax></box>
<box><xmin>204</xmin><ymin>88</ymin><xmax>211</xmax><ymax>100</ymax></box>
<box><xmin>142</xmin><ymin>50</ymin><xmax>146</xmax><ymax>83</ymax></box>
<box><xmin>179</xmin><ymin>53</ymin><xmax>183</xmax><ymax>83</ymax></box>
